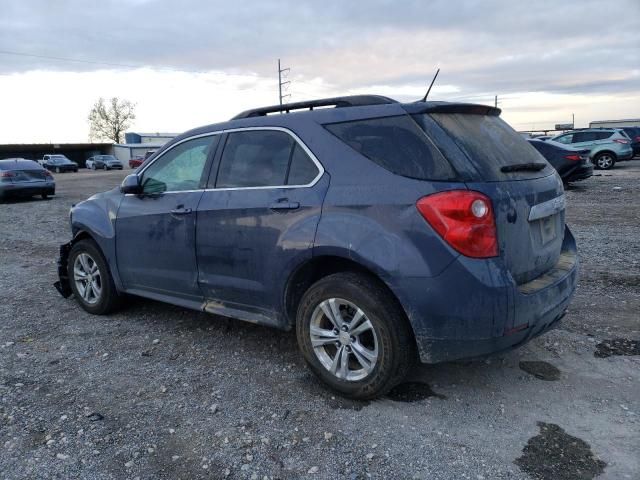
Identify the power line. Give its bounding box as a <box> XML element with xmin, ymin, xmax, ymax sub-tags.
<box><xmin>0</xmin><ymin>49</ymin><xmax>143</xmax><ymax>69</ymax></box>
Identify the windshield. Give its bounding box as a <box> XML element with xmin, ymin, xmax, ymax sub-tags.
<box><xmin>98</xmin><ymin>155</ymin><xmax>116</xmax><ymax>161</ymax></box>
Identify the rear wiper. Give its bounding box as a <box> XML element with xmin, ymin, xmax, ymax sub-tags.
<box><xmin>501</xmin><ymin>162</ymin><xmax>547</xmax><ymax>173</ymax></box>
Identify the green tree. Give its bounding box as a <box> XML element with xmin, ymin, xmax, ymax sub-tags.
<box><xmin>88</xmin><ymin>97</ymin><xmax>136</xmax><ymax>143</ymax></box>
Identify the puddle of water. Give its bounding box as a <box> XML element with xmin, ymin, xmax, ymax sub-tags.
<box><xmin>519</xmin><ymin>361</ymin><xmax>561</xmax><ymax>381</ymax></box>
<box><xmin>594</xmin><ymin>338</ymin><xmax>640</xmax><ymax>358</ymax></box>
<box><xmin>386</xmin><ymin>382</ymin><xmax>445</xmax><ymax>402</ymax></box>
<box><xmin>515</xmin><ymin>422</ymin><xmax>606</xmax><ymax>480</ymax></box>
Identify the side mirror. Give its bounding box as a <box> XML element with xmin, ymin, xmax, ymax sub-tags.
<box><xmin>121</xmin><ymin>174</ymin><xmax>142</xmax><ymax>194</ymax></box>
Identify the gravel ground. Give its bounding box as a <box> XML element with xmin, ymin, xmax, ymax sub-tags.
<box><xmin>1</xmin><ymin>165</ymin><xmax>638</xmax><ymax>479</ymax></box>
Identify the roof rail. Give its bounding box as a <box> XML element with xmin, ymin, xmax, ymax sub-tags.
<box><xmin>231</xmin><ymin>95</ymin><xmax>397</xmax><ymax>120</ymax></box>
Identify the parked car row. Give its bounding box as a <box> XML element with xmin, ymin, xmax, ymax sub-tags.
<box><xmin>0</xmin><ymin>158</ymin><xmax>55</xmax><ymax>200</ymax></box>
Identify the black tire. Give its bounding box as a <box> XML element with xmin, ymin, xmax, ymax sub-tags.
<box><xmin>593</xmin><ymin>152</ymin><xmax>616</xmax><ymax>170</ymax></box>
<box><xmin>68</xmin><ymin>239</ymin><xmax>122</xmax><ymax>315</ymax></box>
<box><xmin>296</xmin><ymin>272</ymin><xmax>415</xmax><ymax>400</ymax></box>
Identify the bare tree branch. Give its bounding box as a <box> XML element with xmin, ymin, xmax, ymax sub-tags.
<box><xmin>88</xmin><ymin>97</ymin><xmax>136</xmax><ymax>143</ymax></box>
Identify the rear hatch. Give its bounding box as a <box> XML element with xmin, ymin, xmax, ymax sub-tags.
<box><xmin>410</xmin><ymin>106</ymin><xmax>565</xmax><ymax>285</ymax></box>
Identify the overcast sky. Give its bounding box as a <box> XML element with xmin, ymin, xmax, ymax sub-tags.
<box><xmin>1</xmin><ymin>0</ymin><xmax>639</xmax><ymax>143</ymax></box>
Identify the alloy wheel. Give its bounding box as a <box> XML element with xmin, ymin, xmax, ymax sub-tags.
<box><xmin>73</xmin><ymin>253</ymin><xmax>102</xmax><ymax>305</ymax></box>
<box><xmin>309</xmin><ymin>298</ymin><xmax>379</xmax><ymax>381</ymax></box>
<box><xmin>597</xmin><ymin>154</ymin><xmax>613</xmax><ymax>169</ymax></box>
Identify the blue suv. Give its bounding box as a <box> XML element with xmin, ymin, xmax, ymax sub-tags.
<box><xmin>55</xmin><ymin>96</ymin><xmax>578</xmax><ymax>399</ymax></box>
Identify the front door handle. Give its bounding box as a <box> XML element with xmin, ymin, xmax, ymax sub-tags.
<box><xmin>270</xmin><ymin>199</ymin><xmax>300</xmax><ymax>211</ymax></box>
<box><xmin>170</xmin><ymin>206</ymin><xmax>193</xmax><ymax>215</ymax></box>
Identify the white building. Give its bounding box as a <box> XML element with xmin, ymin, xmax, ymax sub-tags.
<box><xmin>112</xmin><ymin>131</ymin><xmax>179</xmax><ymax>162</ymax></box>
<box><xmin>589</xmin><ymin>119</ymin><xmax>640</xmax><ymax>128</ymax></box>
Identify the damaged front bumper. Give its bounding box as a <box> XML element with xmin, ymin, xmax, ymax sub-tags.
<box><xmin>53</xmin><ymin>242</ymin><xmax>73</xmax><ymax>298</ymax></box>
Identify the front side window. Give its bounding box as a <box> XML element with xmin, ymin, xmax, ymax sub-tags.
<box><xmin>141</xmin><ymin>136</ymin><xmax>216</xmax><ymax>194</ymax></box>
<box><xmin>214</xmin><ymin>130</ymin><xmax>319</xmax><ymax>188</ymax></box>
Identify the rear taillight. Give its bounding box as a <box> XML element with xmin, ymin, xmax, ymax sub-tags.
<box><xmin>634</xmin><ymin>136</ymin><xmax>640</xmax><ymax>142</ymax></box>
<box><xmin>0</xmin><ymin>171</ymin><xmax>15</xmax><ymax>178</ymax></box>
<box><xmin>613</xmin><ymin>139</ymin><xmax>629</xmax><ymax>144</ymax></box>
<box><xmin>43</xmin><ymin>170</ymin><xmax>53</xmax><ymax>177</ymax></box>
<box><xmin>564</xmin><ymin>154</ymin><xmax>582</xmax><ymax>162</ymax></box>
<box><xmin>416</xmin><ymin>190</ymin><xmax>498</xmax><ymax>258</ymax></box>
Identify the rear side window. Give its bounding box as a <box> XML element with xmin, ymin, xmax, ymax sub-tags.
<box><xmin>596</xmin><ymin>131</ymin><xmax>613</xmax><ymax>140</ymax></box>
<box><xmin>425</xmin><ymin>113</ymin><xmax>551</xmax><ymax>180</ymax></box>
<box><xmin>214</xmin><ymin>130</ymin><xmax>319</xmax><ymax>188</ymax></box>
<box><xmin>324</xmin><ymin>116</ymin><xmax>457</xmax><ymax>180</ymax></box>
<box><xmin>572</xmin><ymin>132</ymin><xmax>598</xmax><ymax>142</ymax></box>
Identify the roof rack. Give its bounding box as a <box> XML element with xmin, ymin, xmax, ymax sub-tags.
<box><xmin>231</xmin><ymin>95</ymin><xmax>397</xmax><ymax>120</ymax></box>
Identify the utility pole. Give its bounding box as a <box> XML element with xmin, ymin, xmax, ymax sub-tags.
<box><xmin>494</xmin><ymin>95</ymin><xmax>498</xmax><ymax>108</ymax></box>
<box><xmin>572</xmin><ymin>113</ymin><xmax>575</xmax><ymax>128</ymax></box>
<box><xmin>278</xmin><ymin>59</ymin><xmax>291</xmax><ymax>106</ymax></box>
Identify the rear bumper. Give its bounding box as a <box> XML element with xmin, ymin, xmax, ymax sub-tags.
<box><xmin>617</xmin><ymin>149</ymin><xmax>634</xmax><ymax>161</ymax></box>
<box><xmin>0</xmin><ymin>182</ymin><xmax>55</xmax><ymax>198</ymax></box>
<box><xmin>563</xmin><ymin>164</ymin><xmax>593</xmax><ymax>182</ymax></box>
<box><xmin>393</xmin><ymin>227</ymin><xmax>578</xmax><ymax>363</ymax></box>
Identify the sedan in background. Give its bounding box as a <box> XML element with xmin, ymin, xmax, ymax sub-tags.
<box><xmin>0</xmin><ymin>158</ymin><xmax>55</xmax><ymax>200</ymax></box>
<box><xmin>86</xmin><ymin>155</ymin><xmax>123</xmax><ymax>170</ymax></box>
<box><xmin>528</xmin><ymin>139</ymin><xmax>593</xmax><ymax>183</ymax></box>
<box><xmin>43</xmin><ymin>155</ymin><xmax>78</xmax><ymax>173</ymax></box>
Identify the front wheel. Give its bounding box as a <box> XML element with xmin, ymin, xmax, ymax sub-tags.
<box><xmin>296</xmin><ymin>272</ymin><xmax>415</xmax><ymax>400</ymax></box>
<box><xmin>68</xmin><ymin>239</ymin><xmax>122</xmax><ymax>314</ymax></box>
<box><xmin>594</xmin><ymin>152</ymin><xmax>616</xmax><ymax>170</ymax></box>
<box><xmin>103</xmin><ymin>164</ymin><xmax>108</xmax><ymax>171</ymax></box>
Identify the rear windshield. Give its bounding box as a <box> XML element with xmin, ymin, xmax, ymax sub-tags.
<box><xmin>324</xmin><ymin>115</ymin><xmax>458</xmax><ymax>181</ymax></box>
<box><xmin>420</xmin><ymin>113</ymin><xmax>551</xmax><ymax>180</ymax></box>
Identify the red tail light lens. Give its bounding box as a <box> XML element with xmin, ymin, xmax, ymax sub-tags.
<box><xmin>416</xmin><ymin>190</ymin><xmax>498</xmax><ymax>258</ymax></box>
<box><xmin>613</xmin><ymin>139</ymin><xmax>629</xmax><ymax>144</ymax></box>
<box><xmin>0</xmin><ymin>171</ymin><xmax>15</xmax><ymax>178</ymax></box>
<box><xmin>43</xmin><ymin>170</ymin><xmax>53</xmax><ymax>177</ymax></box>
<box><xmin>564</xmin><ymin>154</ymin><xmax>582</xmax><ymax>162</ymax></box>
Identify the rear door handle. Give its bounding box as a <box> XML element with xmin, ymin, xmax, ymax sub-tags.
<box><xmin>270</xmin><ymin>199</ymin><xmax>300</xmax><ymax>210</ymax></box>
<box><xmin>170</xmin><ymin>206</ymin><xmax>193</xmax><ymax>215</ymax></box>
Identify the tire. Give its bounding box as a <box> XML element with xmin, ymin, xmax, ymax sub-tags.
<box><xmin>68</xmin><ymin>239</ymin><xmax>122</xmax><ymax>315</ymax></box>
<box><xmin>91</xmin><ymin>164</ymin><xmax>96</xmax><ymax>170</ymax></box>
<box><xmin>103</xmin><ymin>164</ymin><xmax>108</xmax><ymax>171</ymax></box>
<box><xmin>593</xmin><ymin>152</ymin><xmax>616</xmax><ymax>170</ymax></box>
<box><xmin>41</xmin><ymin>193</ymin><xmax>48</xmax><ymax>199</ymax></box>
<box><xmin>296</xmin><ymin>272</ymin><xmax>415</xmax><ymax>400</ymax></box>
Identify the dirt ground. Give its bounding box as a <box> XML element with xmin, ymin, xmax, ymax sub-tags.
<box><xmin>1</xmin><ymin>164</ymin><xmax>638</xmax><ymax>479</ymax></box>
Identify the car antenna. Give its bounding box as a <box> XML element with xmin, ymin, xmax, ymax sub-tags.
<box><xmin>421</xmin><ymin>68</ymin><xmax>440</xmax><ymax>102</ymax></box>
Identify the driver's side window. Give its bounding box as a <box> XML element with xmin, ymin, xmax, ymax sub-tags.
<box><xmin>141</xmin><ymin>136</ymin><xmax>217</xmax><ymax>194</ymax></box>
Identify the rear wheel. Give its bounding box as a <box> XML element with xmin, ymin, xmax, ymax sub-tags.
<box><xmin>594</xmin><ymin>152</ymin><xmax>616</xmax><ymax>170</ymax></box>
<box><xmin>68</xmin><ymin>239</ymin><xmax>121</xmax><ymax>314</ymax></box>
<box><xmin>296</xmin><ymin>272</ymin><xmax>415</xmax><ymax>400</ymax></box>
